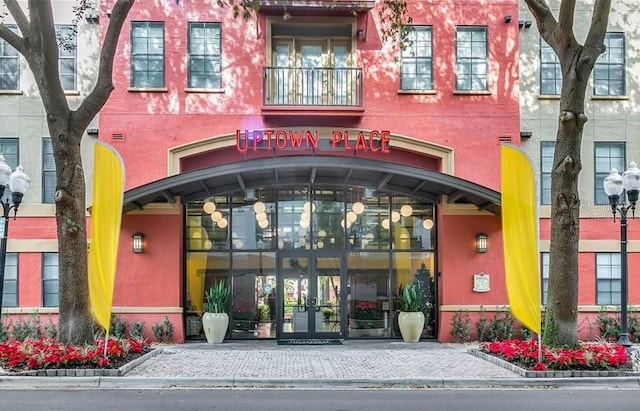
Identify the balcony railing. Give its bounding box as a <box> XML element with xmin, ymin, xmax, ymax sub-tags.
<box><xmin>263</xmin><ymin>67</ymin><xmax>363</xmax><ymax>107</ymax></box>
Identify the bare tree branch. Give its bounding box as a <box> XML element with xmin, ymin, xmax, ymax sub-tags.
<box><xmin>0</xmin><ymin>22</ymin><xmax>26</xmax><ymax>54</ymax></box>
<box><xmin>557</xmin><ymin>0</ymin><xmax>576</xmax><ymax>36</ymax></box>
<box><xmin>73</xmin><ymin>0</ymin><xmax>135</xmax><ymax>131</ymax></box>
<box><xmin>584</xmin><ymin>0</ymin><xmax>611</xmax><ymax>48</ymax></box>
<box><xmin>3</xmin><ymin>0</ymin><xmax>29</xmax><ymax>35</ymax></box>
<box><xmin>524</xmin><ymin>0</ymin><xmax>558</xmax><ymax>45</ymax></box>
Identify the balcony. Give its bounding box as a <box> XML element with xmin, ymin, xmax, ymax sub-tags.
<box><xmin>262</xmin><ymin>67</ymin><xmax>364</xmax><ymax>121</ymax></box>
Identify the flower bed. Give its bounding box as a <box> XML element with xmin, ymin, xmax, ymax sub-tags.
<box><xmin>0</xmin><ymin>337</ymin><xmax>151</xmax><ymax>373</ymax></box>
<box><xmin>480</xmin><ymin>339</ymin><xmax>631</xmax><ymax>372</ymax></box>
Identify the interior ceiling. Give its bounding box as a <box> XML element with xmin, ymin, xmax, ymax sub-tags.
<box><xmin>123</xmin><ymin>156</ymin><xmax>501</xmax><ymax>215</ymax></box>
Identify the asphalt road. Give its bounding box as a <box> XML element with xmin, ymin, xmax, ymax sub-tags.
<box><xmin>0</xmin><ymin>388</ymin><xmax>638</xmax><ymax>411</ymax></box>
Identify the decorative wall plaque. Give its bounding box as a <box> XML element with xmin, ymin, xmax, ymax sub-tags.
<box><xmin>473</xmin><ymin>272</ymin><xmax>490</xmax><ymax>292</ymax></box>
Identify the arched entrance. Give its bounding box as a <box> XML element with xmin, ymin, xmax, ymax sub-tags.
<box><xmin>123</xmin><ymin>156</ymin><xmax>500</xmax><ymax>341</ymax></box>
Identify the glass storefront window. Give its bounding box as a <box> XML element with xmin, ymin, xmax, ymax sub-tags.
<box><xmin>185</xmin><ymin>252</ymin><xmax>230</xmax><ymax>339</ymax></box>
<box><xmin>231</xmin><ymin>252</ymin><xmax>276</xmax><ymax>339</ymax></box>
<box><xmin>392</xmin><ymin>196</ymin><xmax>436</xmax><ymax>250</ymax></box>
<box><xmin>347</xmin><ymin>252</ymin><xmax>391</xmax><ymax>337</ymax></box>
<box><xmin>347</xmin><ymin>189</ymin><xmax>391</xmax><ymax>250</ymax></box>
<box><xmin>392</xmin><ymin>252</ymin><xmax>436</xmax><ymax>338</ymax></box>
<box><xmin>278</xmin><ymin>188</ymin><xmax>311</xmax><ymax>250</ymax></box>
<box><xmin>185</xmin><ymin>188</ymin><xmax>437</xmax><ymax>340</ymax></box>
<box><xmin>313</xmin><ymin>189</ymin><xmax>345</xmax><ymax>250</ymax></box>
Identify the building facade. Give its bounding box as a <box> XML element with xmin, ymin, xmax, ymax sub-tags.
<box><xmin>4</xmin><ymin>0</ymin><xmax>636</xmax><ymax>344</ymax></box>
<box><xmin>0</xmin><ymin>1</ymin><xmax>99</xmax><ymax>325</ymax></box>
<box><xmin>519</xmin><ymin>0</ymin><xmax>640</xmax><ymax>339</ymax></box>
<box><xmin>97</xmin><ymin>0</ymin><xmax>517</xmax><ymax>342</ymax></box>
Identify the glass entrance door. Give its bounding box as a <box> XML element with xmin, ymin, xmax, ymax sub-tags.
<box><xmin>278</xmin><ymin>252</ymin><xmax>343</xmax><ymax>339</ymax></box>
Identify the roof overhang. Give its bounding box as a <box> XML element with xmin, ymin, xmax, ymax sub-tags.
<box><xmin>256</xmin><ymin>0</ymin><xmax>375</xmax><ymax>15</ymax></box>
<box><xmin>123</xmin><ymin>156</ymin><xmax>501</xmax><ymax>215</ymax></box>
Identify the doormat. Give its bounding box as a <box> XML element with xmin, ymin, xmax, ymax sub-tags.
<box><xmin>277</xmin><ymin>339</ymin><xmax>343</xmax><ymax>346</ymax></box>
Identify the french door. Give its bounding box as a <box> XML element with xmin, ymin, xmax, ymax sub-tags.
<box><xmin>278</xmin><ymin>251</ymin><xmax>343</xmax><ymax>339</ymax></box>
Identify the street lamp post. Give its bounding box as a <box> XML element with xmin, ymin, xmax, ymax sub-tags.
<box><xmin>603</xmin><ymin>161</ymin><xmax>640</xmax><ymax>347</ymax></box>
<box><xmin>0</xmin><ymin>154</ymin><xmax>30</xmax><ymax>322</ymax></box>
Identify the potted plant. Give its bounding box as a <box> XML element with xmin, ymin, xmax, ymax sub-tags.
<box><xmin>257</xmin><ymin>305</ymin><xmax>271</xmax><ymax>337</ymax></box>
<box><xmin>202</xmin><ymin>280</ymin><xmax>231</xmax><ymax>343</ymax></box>
<box><xmin>397</xmin><ymin>284</ymin><xmax>425</xmax><ymax>343</ymax></box>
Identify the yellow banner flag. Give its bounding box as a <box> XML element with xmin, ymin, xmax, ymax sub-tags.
<box><xmin>501</xmin><ymin>144</ymin><xmax>541</xmax><ymax>335</ymax></box>
<box><xmin>88</xmin><ymin>142</ymin><xmax>125</xmax><ymax>334</ymax></box>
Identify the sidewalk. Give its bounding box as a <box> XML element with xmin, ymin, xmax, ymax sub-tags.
<box><xmin>1</xmin><ymin>340</ymin><xmax>640</xmax><ymax>390</ymax></box>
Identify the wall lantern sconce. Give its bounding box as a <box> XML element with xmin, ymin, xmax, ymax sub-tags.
<box><xmin>132</xmin><ymin>232</ymin><xmax>145</xmax><ymax>254</ymax></box>
<box><xmin>475</xmin><ymin>233</ymin><xmax>488</xmax><ymax>253</ymax></box>
<box><xmin>356</xmin><ymin>29</ymin><xmax>365</xmax><ymax>39</ymax></box>
<box><xmin>503</xmin><ymin>15</ymin><xmax>512</xmax><ymax>24</ymax></box>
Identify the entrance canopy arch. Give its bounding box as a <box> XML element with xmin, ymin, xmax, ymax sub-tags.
<box><xmin>123</xmin><ymin>156</ymin><xmax>501</xmax><ymax>214</ymax></box>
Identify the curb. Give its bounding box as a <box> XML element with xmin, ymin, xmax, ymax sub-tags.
<box><xmin>2</xmin><ymin>376</ymin><xmax>640</xmax><ymax>390</ymax></box>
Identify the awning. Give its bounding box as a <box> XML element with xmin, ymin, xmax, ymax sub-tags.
<box><xmin>123</xmin><ymin>156</ymin><xmax>501</xmax><ymax>215</ymax></box>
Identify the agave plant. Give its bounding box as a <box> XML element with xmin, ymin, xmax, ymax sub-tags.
<box><xmin>205</xmin><ymin>280</ymin><xmax>231</xmax><ymax>314</ymax></box>
<box><xmin>400</xmin><ymin>284</ymin><xmax>422</xmax><ymax>312</ymax></box>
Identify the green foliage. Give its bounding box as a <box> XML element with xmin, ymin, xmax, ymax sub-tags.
<box><xmin>11</xmin><ymin>313</ymin><xmax>42</xmax><ymax>341</ymax></box>
<box><xmin>131</xmin><ymin>321</ymin><xmax>145</xmax><ymax>340</ymax></box>
<box><xmin>205</xmin><ymin>280</ymin><xmax>231</xmax><ymax>314</ymax></box>
<box><xmin>597</xmin><ymin>309</ymin><xmax>620</xmax><ymax>342</ymax></box>
<box><xmin>413</xmin><ymin>263</ymin><xmax>435</xmax><ymax>328</ymax></box>
<box><xmin>450</xmin><ymin>310</ymin><xmax>471</xmax><ymax>343</ymax></box>
<box><xmin>44</xmin><ymin>316</ymin><xmax>57</xmax><ymax>339</ymax></box>
<box><xmin>259</xmin><ymin>305</ymin><xmax>270</xmax><ymax>322</ymax></box>
<box><xmin>399</xmin><ymin>284</ymin><xmax>421</xmax><ymax>312</ymax></box>
<box><xmin>0</xmin><ymin>320</ymin><xmax>8</xmax><ymax>342</ymax></box>
<box><xmin>487</xmin><ymin>310</ymin><xmax>514</xmax><ymax>341</ymax></box>
<box><xmin>110</xmin><ymin>314</ymin><xmax>129</xmax><ymax>339</ymax></box>
<box><xmin>378</xmin><ymin>0</ymin><xmax>413</xmax><ymax>44</ymax></box>
<box><xmin>151</xmin><ymin>316</ymin><xmax>174</xmax><ymax>343</ymax></box>
<box><xmin>476</xmin><ymin>306</ymin><xmax>489</xmax><ymax>342</ymax></box>
<box><xmin>542</xmin><ymin>306</ymin><xmax>559</xmax><ymax>346</ymax></box>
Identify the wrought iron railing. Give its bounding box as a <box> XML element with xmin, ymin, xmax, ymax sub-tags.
<box><xmin>263</xmin><ymin>67</ymin><xmax>363</xmax><ymax>107</ymax></box>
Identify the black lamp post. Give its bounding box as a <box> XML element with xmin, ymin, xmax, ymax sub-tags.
<box><xmin>603</xmin><ymin>162</ymin><xmax>640</xmax><ymax>347</ymax></box>
<box><xmin>0</xmin><ymin>154</ymin><xmax>30</xmax><ymax>321</ymax></box>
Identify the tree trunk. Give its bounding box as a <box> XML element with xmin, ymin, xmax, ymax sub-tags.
<box><xmin>525</xmin><ymin>0</ymin><xmax>610</xmax><ymax>347</ymax></box>
<box><xmin>545</xmin><ymin>42</ymin><xmax>592</xmax><ymax>348</ymax></box>
<box><xmin>48</xmin><ymin>118</ymin><xmax>94</xmax><ymax>345</ymax></box>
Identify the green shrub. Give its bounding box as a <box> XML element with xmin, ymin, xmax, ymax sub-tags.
<box><xmin>152</xmin><ymin>316</ymin><xmax>174</xmax><ymax>343</ymax></box>
<box><xmin>131</xmin><ymin>321</ymin><xmax>145</xmax><ymax>340</ymax></box>
<box><xmin>450</xmin><ymin>310</ymin><xmax>471</xmax><ymax>343</ymax></box>
<box><xmin>11</xmin><ymin>313</ymin><xmax>41</xmax><ymax>341</ymax></box>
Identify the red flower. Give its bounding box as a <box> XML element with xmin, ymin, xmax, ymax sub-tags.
<box><xmin>0</xmin><ymin>337</ymin><xmax>150</xmax><ymax>372</ymax></box>
<box><xmin>479</xmin><ymin>339</ymin><xmax>630</xmax><ymax>371</ymax></box>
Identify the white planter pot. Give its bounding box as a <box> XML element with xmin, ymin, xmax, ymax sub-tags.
<box><xmin>398</xmin><ymin>311</ymin><xmax>425</xmax><ymax>343</ymax></box>
<box><xmin>202</xmin><ymin>312</ymin><xmax>229</xmax><ymax>343</ymax></box>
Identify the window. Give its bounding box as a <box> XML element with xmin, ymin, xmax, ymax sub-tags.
<box><xmin>42</xmin><ymin>138</ymin><xmax>55</xmax><ymax>204</ymax></box>
<box><xmin>540</xmin><ymin>141</ymin><xmax>555</xmax><ymax>205</ymax></box>
<box><xmin>1</xmin><ymin>253</ymin><xmax>18</xmax><ymax>307</ymax></box>
<box><xmin>188</xmin><ymin>22</ymin><xmax>221</xmax><ymax>89</ymax></box>
<box><xmin>594</xmin><ymin>32</ymin><xmax>625</xmax><ymax>96</ymax></box>
<box><xmin>42</xmin><ymin>253</ymin><xmax>59</xmax><ymax>307</ymax></box>
<box><xmin>267</xmin><ymin>24</ymin><xmax>356</xmax><ymax>106</ymax></box>
<box><xmin>0</xmin><ymin>24</ymin><xmax>19</xmax><ymax>90</ymax></box>
<box><xmin>0</xmin><ymin>138</ymin><xmax>19</xmax><ymax>204</ymax></box>
<box><xmin>56</xmin><ymin>24</ymin><xmax>76</xmax><ymax>90</ymax></box>
<box><xmin>595</xmin><ymin>142</ymin><xmax>625</xmax><ymax>204</ymax></box>
<box><xmin>596</xmin><ymin>253</ymin><xmax>621</xmax><ymax>305</ymax></box>
<box><xmin>455</xmin><ymin>26</ymin><xmax>487</xmax><ymax>91</ymax></box>
<box><xmin>131</xmin><ymin>22</ymin><xmax>165</xmax><ymax>88</ymax></box>
<box><xmin>400</xmin><ymin>26</ymin><xmax>433</xmax><ymax>91</ymax></box>
<box><xmin>540</xmin><ymin>40</ymin><xmax>561</xmax><ymax>95</ymax></box>
<box><xmin>541</xmin><ymin>252</ymin><xmax>549</xmax><ymax>305</ymax></box>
